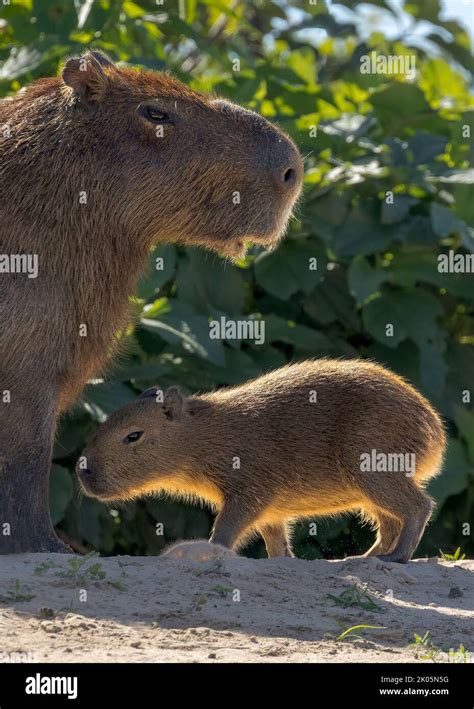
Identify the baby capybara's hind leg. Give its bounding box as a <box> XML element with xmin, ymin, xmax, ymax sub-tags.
<box><xmin>363</xmin><ymin>513</ymin><xmax>402</xmax><ymax>557</ymax></box>
<box><xmin>362</xmin><ymin>480</ymin><xmax>433</xmax><ymax>563</ymax></box>
<box><xmin>378</xmin><ymin>490</ymin><xmax>433</xmax><ymax>563</ymax></box>
<box><xmin>259</xmin><ymin>523</ymin><xmax>294</xmax><ymax>558</ymax></box>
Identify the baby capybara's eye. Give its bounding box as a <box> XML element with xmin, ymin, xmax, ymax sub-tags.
<box><xmin>123</xmin><ymin>431</ymin><xmax>143</xmax><ymax>444</ymax></box>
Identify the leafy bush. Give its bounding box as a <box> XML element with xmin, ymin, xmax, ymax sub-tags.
<box><xmin>1</xmin><ymin>0</ymin><xmax>473</xmax><ymax>558</ymax></box>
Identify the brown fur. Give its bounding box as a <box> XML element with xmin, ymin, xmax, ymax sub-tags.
<box><xmin>0</xmin><ymin>51</ymin><xmax>302</xmax><ymax>552</ymax></box>
<box><xmin>78</xmin><ymin>359</ymin><xmax>447</xmax><ymax>563</ymax></box>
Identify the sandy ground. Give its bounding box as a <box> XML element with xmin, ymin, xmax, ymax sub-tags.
<box><xmin>0</xmin><ymin>549</ymin><xmax>472</xmax><ymax>663</ymax></box>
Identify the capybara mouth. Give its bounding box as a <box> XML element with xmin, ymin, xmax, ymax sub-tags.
<box><xmin>78</xmin><ymin>474</ymin><xmax>131</xmax><ymax>502</ymax></box>
<box><xmin>222</xmin><ymin>231</ymin><xmax>285</xmax><ymax>261</ymax></box>
<box><xmin>250</xmin><ymin>232</ymin><xmax>283</xmax><ymax>251</ymax></box>
<box><xmin>80</xmin><ymin>484</ymin><xmax>122</xmax><ymax>502</ymax></box>
<box><xmin>77</xmin><ymin>474</ymin><xmax>111</xmax><ymax>500</ymax></box>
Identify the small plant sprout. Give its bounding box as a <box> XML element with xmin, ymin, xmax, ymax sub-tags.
<box><xmin>410</xmin><ymin>631</ymin><xmax>440</xmax><ymax>662</ymax></box>
<box><xmin>325</xmin><ymin>584</ymin><xmax>384</xmax><ymax>613</ymax></box>
<box><xmin>334</xmin><ymin>624</ymin><xmax>386</xmax><ymax>642</ymax></box>
<box><xmin>439</xmin><ymin>547</ymin><xmax>466</xmax><ymax>562</ymax></box>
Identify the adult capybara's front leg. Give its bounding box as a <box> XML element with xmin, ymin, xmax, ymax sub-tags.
<box><xmin>0</xmin><ymin>379</ymin><xmax>67</xmax><ymax>553</ymax></box>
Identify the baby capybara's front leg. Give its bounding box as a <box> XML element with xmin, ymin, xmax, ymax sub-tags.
<box><xmin>210</xmin><ymin>496</ymin><xmax>262</xmax><ymax>551</ymax></box>
<box><xmin>363</xmin><ymin>513</ymin><xmax>402</xmax><ymax>557</ymax></box>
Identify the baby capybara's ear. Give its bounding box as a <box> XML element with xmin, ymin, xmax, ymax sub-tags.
<box><xmin>62</xmin><ymin>51</ymin><xmax>113</xmax><ymax>101</ymax></box>
<box><xmin>138</xmin><ymin>385</ymin><xmax>183</xmax><ymax>419</ymax></box>
<box><xmin>138</xmin><ymin>386</ymin><xmax>162</xmax><ymax>402</ymax></box>
<box><xmin>163</xmin><ymin>387</ymin><xmax>184</xmax><ymax>421</ymax></box>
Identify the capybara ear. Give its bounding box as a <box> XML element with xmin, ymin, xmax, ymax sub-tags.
<box><xmin>138</xmin><ymin>386</ymin><xmax>163</xmax><ymax>402</ymax></box>
<box><xmin>163</xmin><ymin>386</ymin><xmax>184</xmax><ymax>421</ymax></box>
<box><xmin>62</xmin><ymin>51</ymin><xmax>112</xmax><ymax>101</ymax></box>
<box><xmin>87</xmin><ymin>50</ymin><xmax>114</xmax><ymax>69</ymax></box>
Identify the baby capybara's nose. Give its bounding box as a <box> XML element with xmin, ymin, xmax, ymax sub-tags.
<box><xmin>76</xmin><ymin>464</ymin><xmax>100</xmax><ymax>496</ymax></box>
<box><xmin>76</xmin><ymin>464</ymin><xmax>95</xmax><ymax>483</ymax></box>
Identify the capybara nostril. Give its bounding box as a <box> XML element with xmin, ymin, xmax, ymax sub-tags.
<box><xmin>271</xmin><ymin>155</ymin><xmax>302</xmax><ymax>192</ymax></box>
<box><xmin>76</xmin><ymin>463</ymin><xmax>95</xmax><ymax>479</ymax></box>
<box><xmin>272</xmin><ymin>165</ymin><xmax>297</xmax><ymax>191</ymax></box>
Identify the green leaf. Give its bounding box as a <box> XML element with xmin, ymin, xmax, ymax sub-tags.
<box><xmin>82</xmin><ymin>381</ymin><xmax>136</xmax><ymax>420</ymax></box>
<box><xmin>452</xmin><ymin>183</ymin><xmax>474</xmax><ymax>227</ymax></box>
<box><xmin>348</xmin><ymin>256</ymin><xmax>384</xmax><ymax>304</ymax></box>
<box><xmin>122</xmin><ymin>1</ymin><xmax>146</xmax><ymax>19</ymax></box>
<box><xmin>405</xmin><ymin>0</ymin><xmax>442</xmax><ymax>24</ymax></box>
<box><xmin>381</xmin><ymin>195</ymin><xmax>418</xmax><ymax>225</ymax></box>
<box><xmin>366</xmin><ymin>341</ymin><xmax>420</xmax><ymax>385</ymax></box>
<box><xmin>49</xmin><ymin>465</ymin><xmax>73</xmax><ymax>526</ymax></box>
<box><xmin>221</xmin><ymin>347</ymin><xmax>262</xmax><ymax>383</ymax></box>
<box><xmin>407</xmin><ymin>133</ymin><xmax>448</xmax><ymax>165</ymax></box>
<box><xmin>254</xmin><ymin>247</ymin><xmax>299</xmax><ymax>300</ymax></box>
<box><xmin>141</xmin><ymin>300</ymin><xmax>226</xmax><ymax>366</ymax></box>
<box><xmin>428</xmin><ymin>440</ymin><xmax>472</xmax><ymax>514</ymax></box>
<box><xmin>363</xmin><ymin>295</ymin><xmax>407</xmax><ymax>348</ymax></box>
<box><xmin>110</xmin><ymin>358</ymin><xmax>171</xmax><ymax>384</ymax></box>
<box><xmin>53</xmin><ymin>414</ymin><xmax>94</xmax><ymax>458</ymax></box>
<box><xmin>255</xmin><ymin>239</ymin><xmax>327</xmax><ymax>299</ymax></box>
<box><xmin>247</xmin><ymin>345</ymin><xmax>287</xmax><ymax>371</ymax></box>
<box><xmin>370</xmin><ymin>84</ymin><xmax>433</xmax><ymax>133</ymax></box>
<box><xmin>76</xmin><ymin>0</ymin><xmax>96</xmax><ymax>29</ymax></box>
<box><xmin>430</xmin><ymin>203</ymin><xmax>457</xmax><ymax>238</ymax></box>
<box><xmin>176</xmin><ymin>249</ymin><xmax>245</xmax><ymax>315</ymax></box>
<box><xmin>136</xmin><ymin>246</ymin><xmax>177</xmax><ymax>300</ymax></box>
<box><xmin>363</xmin><ymin>289</ymin><xmax>442</xmax><ymax>349</ymax></box>
<box><xmin>453</xmin><ymin>406</ymin><xmax>474</xmax><ymax>463</ymax></box>
<box><xmin>285</xmin><ymin>239</ymin><xmax>328</xmax><ymax>295</ymax></box>
<box><xmin>334</xmin><ymin>203</ymin><xmax>400</xmax><ymax>257</ymax></box>
<box><xmin>309</xmin><ymin>267</ymin><xmax>361</xmax><ymax>331</ymax></box>
<box><xmin>444</xmin><ymin>344</ymin><xmax>474</xmax><ymax>417</ymax></box>
<box><xmin>78</xmin><ymin>498</ymin><xmax>103</xmax><ymax>548</ymax></box>
<box><xmin>264</xmin><ymin>315</ymin><xmax>331</xmax><ymax>352</ymax></box>
<box><xmin>387</xmin><ymin>251</ymin><xmax>474</xmax><ymax>301</ymax></box>
<box><xmin>0</xmin><ymin>46</ymin><xmax>43</xmax><ymax>80</ymax></box>
<box><xmin>419</xmin><ymin>341</ymin><xmax>446</xmax><ymax>397</ymax></box>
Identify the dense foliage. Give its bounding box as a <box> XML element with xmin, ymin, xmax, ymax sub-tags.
<box><xmin>1</xmin><ymin>0</ymin><xmax>473</xmax><ymax>558</ymax></box>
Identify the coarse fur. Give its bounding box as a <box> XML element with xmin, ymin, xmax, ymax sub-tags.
<box><xmin>0</xmin><ymin>51</ymin><xmax>303</xmax><ymax>552</ymax></box>
<box><xmin>78</xmin><ymin>359</ymin><xmax>447</xmax><ymax>563</ymax></box>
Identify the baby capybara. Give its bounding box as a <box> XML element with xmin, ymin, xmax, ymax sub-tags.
<box><xmin>77</xmin><ymin>359</ymin><xmax>446</xmax><ymax>563</ymax></box>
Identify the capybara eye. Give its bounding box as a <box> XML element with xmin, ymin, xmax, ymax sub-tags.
<box><xmin>123</xmin><ymin>431</ymin><xmax>143</xmax><ymax>444</ymax></box>
<box><xmin>139</xmin><ymin>105</ymin><xmax>171</xmax><ymax>124</ymax></box>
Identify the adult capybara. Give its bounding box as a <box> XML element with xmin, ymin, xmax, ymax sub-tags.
<box><xmin>78</xmin><ymin>359</ymin><xmax>446</xmax><ymax>563</ymax></box>
<box><xmin>0</xmin><ymin>51</ymin><xmax>303</xmax><ymax>552</ymax></box>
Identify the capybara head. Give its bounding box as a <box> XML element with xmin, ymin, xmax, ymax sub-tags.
<box><xmin>54</xmin><ymin>51</ymin><xmax>302</xmax><ymax>258</ymax></box>
<box><xmin>77</xmin><ymin>386</ymin><xmax>190</xmax><ymax>501</ymax></box>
